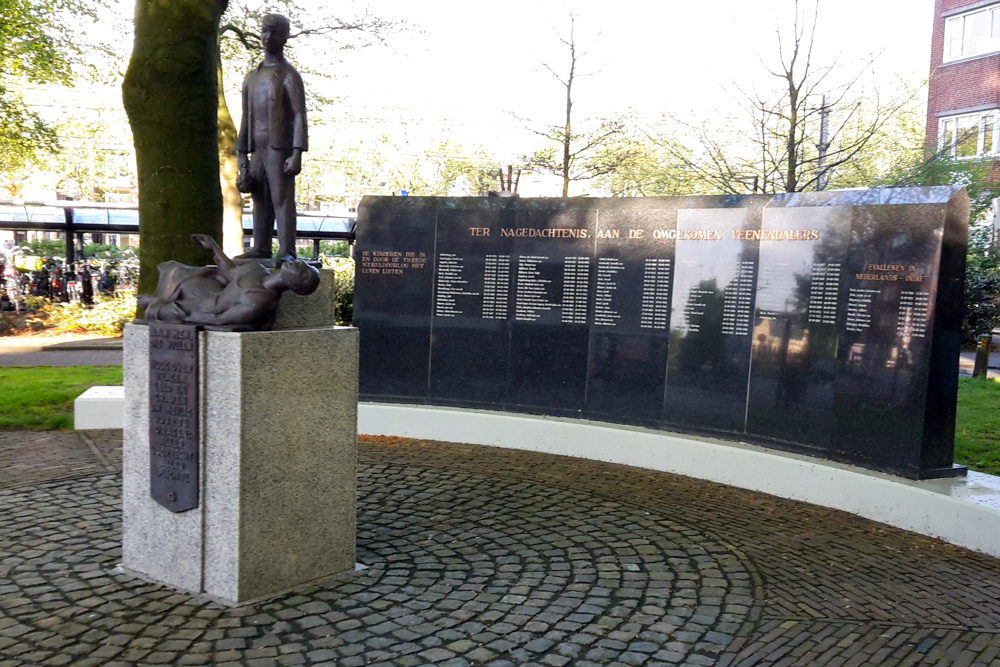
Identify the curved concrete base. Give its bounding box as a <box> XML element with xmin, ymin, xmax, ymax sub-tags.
<box><xmin>359</xmin><ymin>403</ymin><xmax>1000</xmax><ymax>560</ymax></box>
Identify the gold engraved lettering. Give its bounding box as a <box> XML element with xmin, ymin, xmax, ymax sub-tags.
<box><xmin>856</xmin><ymin>273</ymin><xmax>900</xmax><ymax>281</ymax></box>
<box><xmin>677</xmin><ymin>230</ymin><xmax>722</xmax><ymax>241</ymax></box>
<box><xmin>732</xmin><ymin>229</ymin><xmax>820</xmax><ymax>241</ymax></box>
<box><xmin>499</xmin><ymin>228</ymin><xmax>589</xmax><ymax>239</ymax></box>
<box><xmin>864</xmin><ymin>263</ymin><xmax>906</xmax><ymax>272</ymax></box>
<box><xmin>360</xmin><ymin>249</ymin><xmax>427</xmax><ymax>273</ymax></box>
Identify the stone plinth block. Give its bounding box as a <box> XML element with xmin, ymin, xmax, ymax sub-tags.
<box><xmin>122</xmin><ymin>323</ymin><xmax>358</xmax><ymax>605</ymax></box>
<box><xmin>274</xmin><ymin>268</ymin><xmax>337</xmax><ymax>329</ymax></box>
<box><xmin>75</xmin><ymin>385</ymin><xmax>125</xmax><ymax>429</ymax></box>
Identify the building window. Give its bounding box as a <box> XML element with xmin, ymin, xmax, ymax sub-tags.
<box><xmin>944</xmin><ymin>4</ymin><xmax>1000</xmax><ymax>62</ymax></box>
<box><xmin>939</xmin><ymin>111</ymin><xmax>999</xmax><ymax>157</ymax></box>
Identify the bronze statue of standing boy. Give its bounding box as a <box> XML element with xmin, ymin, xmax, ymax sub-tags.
<box><xmin>235</xmin><ymin>14</ymin><xmax>307</xmax><ymax>264</ymax></box>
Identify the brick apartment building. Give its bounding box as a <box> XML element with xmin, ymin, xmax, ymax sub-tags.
<box><xmin>926</xmin><ymin>0</ymin><xmax>1000</xmax><ymax>157</ymax></box>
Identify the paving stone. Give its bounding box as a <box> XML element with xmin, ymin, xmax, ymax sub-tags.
<box><xmin>419</xmin><ymin>646</ymin><xmax>457</xmax><ymax>662</ymax></box>
<box><xmin>2</xmin><ymin>432</ymin><xmax>1000</xmax><ymax>666</ymax></box>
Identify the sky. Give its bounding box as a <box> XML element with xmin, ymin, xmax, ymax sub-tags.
<box><xmin>325</xmin><ymin>0</ymin><xmax>935</xmax><ymax>157</ymax></box>
<box><xmin>333</xmin><ymin>0</ymin><xmax>934</xmax><ymax>117</ymax></box>
<box><xmin>76</xmin><ymin>0</ymin><xmax>937</xmax><ymax>170</ymax></box>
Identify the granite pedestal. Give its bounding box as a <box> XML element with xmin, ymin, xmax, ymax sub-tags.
<box><xmin>121</xmin><ymin>323</ymin><xmax>358</xmax><ymax>605</ymax></box>
<box><xmin>274</xmin><ymin>268</ymin><xmax>338</xmax><ymax>329</ymax></box>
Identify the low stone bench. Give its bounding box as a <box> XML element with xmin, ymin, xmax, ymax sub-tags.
<box><xmin>74</xmin><ymin>385</ymin><xmax>125</xmax><ymax>429</ymax></box>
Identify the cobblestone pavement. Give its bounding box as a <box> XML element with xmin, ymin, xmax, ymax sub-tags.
<box><xmin>2</xmin><ymin>431</ymin><xmax>1000</xmax><ymax>666</ymax></box>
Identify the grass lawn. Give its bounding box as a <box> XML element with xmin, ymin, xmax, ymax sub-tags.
<box><xmin>954</xmin><ymin>377</ymin><xmax>1000</xmax><ymax>475</ymax></box>
<box><xmin>0</xmin><ymin>366</ymin><xmax>124</xmax><ymax>430</ymax></box>
<box><xmin>2</xmin><ymin>367</ymin><xmax>999</xmax><ymax>476</ymax></box>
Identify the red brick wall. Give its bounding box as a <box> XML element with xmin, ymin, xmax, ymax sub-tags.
<box><xmin>940</xmin><ymin>0</ymin><xmax>986</xmax><ymax>10</ymax></box>
<box><xmin>926</xmin><ymin>0</ymin><xmax>1000</xmax><ymax>149</ymax></box>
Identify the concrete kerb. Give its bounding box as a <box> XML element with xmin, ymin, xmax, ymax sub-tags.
<box><xmin>74</xmin><ymin>386</ymin><xmax>1000</xmax><ymax>561</ymax></box>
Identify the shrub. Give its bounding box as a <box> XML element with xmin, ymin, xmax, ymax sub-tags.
<box><xmin>964</xmin><ymin>223</ymin><xmax>1000</xmax><ymax>345</ymax></box>
<box><xmin>44</xmin><ymin>293</ymin><xmax>137</xmax><ymax>336</ymax></box>
<box><xmin>324</xmin><ymin>256</ymin><xmax>354</xmax><ymax>325</ymax></box>
<box><xmin>22</xmin><ymin>296</ymin><xmax>51</xmax><ymax>311</ymax></box>
<box><xmin>296</xmin><ymin>241</ymin><xmax>350</xmax><ymax>259</ymax></box>
<box><xmin>18</xmin><ymin>241</ymin><xmax>129</xmax><ymax>259</ymax></box>
<box><xmin>82</xmin><ymin>243</ymin><xmax>128</xmax><ymax>258</ymax></box>
<box><xmin>18</xmin><ymin>239</ymin><xmax>65</xmax><ymax>257</ymax></box>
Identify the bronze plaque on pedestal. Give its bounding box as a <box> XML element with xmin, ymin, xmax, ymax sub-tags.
<box><xmin>148</xmin><ymin>322</ymin><xmax>200</xmax><ymax>512</ymax></box>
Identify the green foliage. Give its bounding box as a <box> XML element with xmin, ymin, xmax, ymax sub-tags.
<box><xmin>18</xmin><ymin>241</ymin><xmax>130</xmax><ymax>259</ymax></box>
<box><xmin>44</xmin><ymin>116</ymin><xmax>135</xmax><ymax>201</ymax></box>
<box><xmin>0</xmin><ymin>86</ymin><xmax>58</xmax><ymax>197</ymax></box>
<box><xmin>0</xmin><ymin>0</ymin><xmax>105</xmax><ymax>196</ymax></box>
<box><xmin>289</xmin><ymin>250</ymin><xmax>354</xmax><ymax>323</ymax></box>
<box><xmin>0</xmin><ymin>365</ymin><xmax>123</xmax><ymax>431</ymax></box>
<box><xmin>43</xmin><ymin>294</ymin><xmax>137</xmax><ymax>337</ymax></box>
<box><xmin>527</xmin><ymin>119</ymin><xmax>630</xmax><ymax>196</ymax></box>
<box><xmin>964</xmin><ymin>225</ymin><xmax>1000</xmax><ymax>344</ymax></box>
<box><xmin>18</xmin><ymin>239</ymin><xmax>66</xmax><ymax>257</ymax></box>
<box><xmin>881</xmin><ymin>156</ymin><xmax>1000</xmax><ymax>343</ymax></box>
<box><xmin>0</xmin><ymin>0</ymin><xmax>96</xmax><ymax>83</ymax></box>
<box><xmin>589</xmin><ymin>130</ymin><xmax>704</xmax><ymax>197</ymax></box>
<box><xmin>325</xmin><ymin>136</ymin><xmax>499</xmax><ymax>200</ymax></box>
<box><xmin>21</xmin><ymin>296</ymin><xmax>50</xmax><ymax>311</ymax></box>
<box><xmin>324</xmin><ymin>256</ymin><xmax>354</xmax><ymax>325</ymax></box>
<box><xmin>423</xmin><ymin>141</ymin><xmax>499</xmax><ymax>196</ymax></box>
<box><xmin>0</xmin><ymin>308</ymin><xmax>48</xmax><ymax>334</ymax></box>
<box><xmin>886</xmin><ymin>156</ymin><xmax>1000</xmax><ymax>221</ymax></box>
<box><xmin>828</xmin><ymin>98</ymin><xmax>926</xmax><ymax>191</ymax></box>
<box><xmin>294</xmin><ymin>241</ymin><xmax>350</xmax><ymax>259</ymax></box>
<box><xmin>954</xmin><ymin>377</ymin><xmax>1000</xmax><ymax>475</ymax></box>
<box><xmin>639</xmin><ymin>0</ymin><xmax>925</xmax><ymax>198</ymax></box>
<box><xmin>82</xmin><ymin>244</ymin><xmax>128</xmax><ymax>259</ymax></box>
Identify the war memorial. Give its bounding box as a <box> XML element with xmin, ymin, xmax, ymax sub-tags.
<box><xmin>354</xmin><ymin>187</ymin><xmax>968</xmax><ymax>480</ymax></box>
<box><xmin>8</xmin><ymin>6</ymin><xmax>1000</xmax><ymax>664</ymax></box>
<box><xmin>115</xmin><ymin>181</ymin><xmax>978</xmax><ymax>609</ymax></box>
<box><xmin>21</xmin><ymin>180</ymin><xmax>999</xmax><ymax>664</ymax></box>
<box><xmin>11</xmin><ymin>172</ymin><xmax>1000</xmax><ymax>665</ymax></box>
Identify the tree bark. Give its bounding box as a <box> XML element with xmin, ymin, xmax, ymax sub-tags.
<box><xmin>561</xmin><ymin>29</ymin><xmax>575</xmax><ymax>198</ymax></box>
<box><xmin>785</xmin><ymin>75</ymin><xmax>799</xmax><ymax>193</ymax></box>
<box><xmin>217</xmin><ymin>56</ymin><xmax>244</xmax><ymax>258</ymax></box>
<box><xmin>122</xmin><ymin>0</ymin><xmax>225</xmax><ymax>294</ymax></box>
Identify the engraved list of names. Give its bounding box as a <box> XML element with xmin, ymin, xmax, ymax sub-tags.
<box><xmin>148</xmin><ymin>322</ymin><xmax>200</xmax><ymax>513</ymax></box>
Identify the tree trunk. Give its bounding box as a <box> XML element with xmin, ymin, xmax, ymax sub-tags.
<box><xmin>974</xmin><ymin>334</ymin><xmax>992</xmax><ymax>378</ymax></box>
<box><xmin>785</xmin><ymin>79</ymin><xmax>799</xmax><ymax>193</ymax></box>
<box><xmin>122</xmin><ymin>0</ymin><xmax>225</xmax><ymax>295</ymax></box>
<box><xmin>561</xmin><ymin>43</ymin><xmax>574</xmax><ymax>198</ymax></box>
<box><xmin>217</xmin><ymin>56</ymin><xmax>244</xmax><ymax>258</ymax></box>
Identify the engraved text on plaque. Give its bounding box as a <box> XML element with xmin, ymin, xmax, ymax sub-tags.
<box><xmin>148</xmin><ymin>322</ymin><xmax>199</xmax><ymax>513</ymax></box>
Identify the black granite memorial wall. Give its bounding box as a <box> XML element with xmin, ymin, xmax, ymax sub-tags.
<box><xmin>354</xmin><ymin>188</ymin><xmax>969</xmax><ymax>479</ymax></box>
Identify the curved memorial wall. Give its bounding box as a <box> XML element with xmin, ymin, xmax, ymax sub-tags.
<box><xmin>354</xmin><ymin>188</ymin><xmax>969</xmax><ymax>480</ymax></box>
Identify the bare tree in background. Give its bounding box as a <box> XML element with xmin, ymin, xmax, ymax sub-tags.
<box><xmin>525</xmin><ymin>15</ymin><xmax>629</xmax><ymax>197</ymax></box>
<box><xmin>649</xmin><ymin>0</ymin><xmax>915</xmax><ymax>195</ymax></box>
